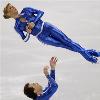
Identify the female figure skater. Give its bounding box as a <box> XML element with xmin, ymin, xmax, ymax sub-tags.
<box><xmin>3</xmin><ymin>3</ymin><xmax>100</xmax><ymax>63</ymax></box>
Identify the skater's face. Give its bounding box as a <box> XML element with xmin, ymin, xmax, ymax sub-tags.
<box><xmin>3</xmin><ymin>3</ymin><xmax>18</xmax><ymax>19</ymax></box>
<box><xmin>29</xmin><ymin>83</ymin><xmax>43</xmax><ymax>95</ymax></box>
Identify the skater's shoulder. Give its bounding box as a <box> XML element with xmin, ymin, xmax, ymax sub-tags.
<box><xmin>21</xmin><ymin>7</ymin><xmax>37</xmax><ymax>13</ymax></box>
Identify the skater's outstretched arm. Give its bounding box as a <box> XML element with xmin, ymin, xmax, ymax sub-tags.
<box><xmin>21</xmin><ymin>7</ymin><xmax>44</xmax><ymax>23</ymax></box>
<box><xmin>43</xmin><ymin>57</ymin><xmax>58</xmax><ymax>92</ymax></box>
<box><xmin>50</xmin><ymin>57</ymin><xmax>58</xmax><ymax>80</ymax></box>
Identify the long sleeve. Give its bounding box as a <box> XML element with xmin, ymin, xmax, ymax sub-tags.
<box><xmin>21</xmin><ymin>7</ymin><xmax>44</xmax><ymax>23</ymax></box>
<box><xmin>50</xmin><ymin>70</ymin><xmax>55</xmax><ymax>80</ymax></box>
<box><xmin>43</xmin><ymin>70</ymin><xmax>55</xmax><ymax>92</ymax></box>
<box><xmin>14</xmin><ymin>26</ymin><xmax>30</xmax><ymax>42</ymax></box>
<box><xmin>38</xmin><ymin>75</ymin><xmax>58</xmax><ymax>100</ymax></box>
<box><xmin>46</xmin><ymin>75</ymin><xmax>57</xmax><ymax>86</ymax></box>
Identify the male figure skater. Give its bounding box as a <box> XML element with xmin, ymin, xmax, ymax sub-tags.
<box><xmin>3</xmin><ymin>3</ymin><xmax>100</xmax><ymax>63</ymax></box>
<box><xmin>24</xmin><ymin>57</ymin><xmax>58</xmax><ymax>100</ymax></box>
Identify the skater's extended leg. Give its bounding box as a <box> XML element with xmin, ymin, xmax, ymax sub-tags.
<box><xmin>42</xmin><ymin>31</ymin><xmax>98</xmax><ymax>63</ymax></box>
<box><xmin>38</xmin><ymin>22</ymin><xmax>98</xmax><ymax>63</ymax></box>
<box><xmin>49</xmin><ymin>25</ymin><xmax>98</xmax><ymax>63</ymax></box>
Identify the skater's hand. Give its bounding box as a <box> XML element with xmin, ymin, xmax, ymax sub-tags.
<box><xmin>50</xmin><ymin>57</ymin><xmax>58</xmax><ymax>70</ymax></box>
<box><xmin>26</xmin><ymin>26</ymin><xmax>32</xmax><ymax>33</ymax></box>
<box><xmin>26</xmin><ymin>22</ymin><xmax>35</xmax><ymax>33</ymax></box>
<box><xmin>27</xmin><ymin>22</ymin><xmax>35</xmax><ymax>29</ymax></box>
<box><xmin>43</xmin><ymin>66</ymin><xmax>49</xmax><ymax>76</ymax></box>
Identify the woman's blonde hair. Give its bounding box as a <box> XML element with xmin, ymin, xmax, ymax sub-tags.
<box><xmin>3</xmin><ymin>3</ymin><xmax>11</xmax><ymax>19</ymax></box>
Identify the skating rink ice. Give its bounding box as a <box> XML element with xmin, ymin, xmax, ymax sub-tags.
<box><xmin>0</xmin><ymin>0</ymin><xmax>100</xmax><ymax>100</ymax></box>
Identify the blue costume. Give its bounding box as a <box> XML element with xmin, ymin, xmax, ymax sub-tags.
<box><xmin>14</xmin><ymin>7</ymin><xmax>100</xmax><ymax>63</ymax></box>
<box><xmin>36</xmin><ymin>70</ymin><xmax>58</xmax><ymax>100</ymax></box>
